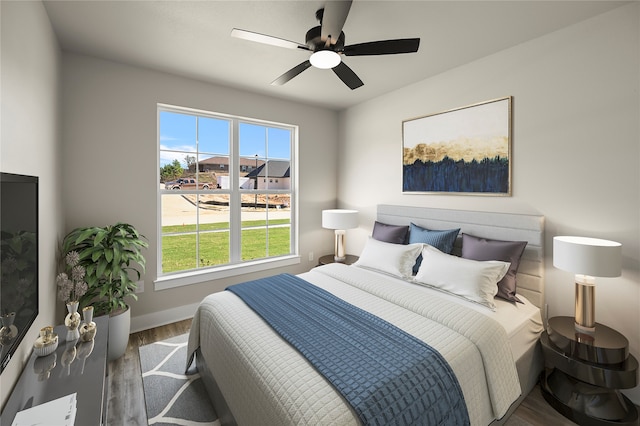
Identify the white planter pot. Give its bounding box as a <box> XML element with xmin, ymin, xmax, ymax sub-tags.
<box><xmin>107</xmin><ymin>306</ymin><xmax>130</xmax><ymax>361</ymax></box>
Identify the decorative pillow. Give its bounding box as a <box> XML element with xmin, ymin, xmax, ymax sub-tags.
<box><xmin>372</xmin><ymin>221</ymin><xmax>409</xmax><ymax>244</ymax></box>
<box><xmin>409</xmin><ymin>223</ymin><xmax>460</xmax><ymax>274</ymax></box>
<box><xmin>354</xmin><ymin>237</ymin><xmax>422</xmax><ymax>279</ymax></box>
<box><xmin>461</xmin><ymin>233</ymin><xmax>527</xmax><ymax>303</ymax></box>
<box><xmin>414</xmin><ymin>245</ymin><xmax>510</xmax><ymax>310</ymax></box>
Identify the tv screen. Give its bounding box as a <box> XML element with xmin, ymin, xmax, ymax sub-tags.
<box><xmin>0</xmin><ymin>172</ymin><xmax>39</xmax><ymax>373</ymax></box>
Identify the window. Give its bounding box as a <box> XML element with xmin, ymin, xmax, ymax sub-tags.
<box><xmin>157</xmin><ymin>104</ymin><xmax>298</xmax><ymax>288</ymax></box>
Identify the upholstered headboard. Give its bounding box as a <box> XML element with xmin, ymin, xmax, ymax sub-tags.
<box><xmin>377</xmin><ymin>205</ymin><xmax>545</xmax><ymax>309</ymax></box>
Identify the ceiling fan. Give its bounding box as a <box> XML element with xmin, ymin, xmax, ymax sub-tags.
<box><xmin>231</xmin><ymin>0</ymin><xmax>420</xmax><ymax>90</ymax></box>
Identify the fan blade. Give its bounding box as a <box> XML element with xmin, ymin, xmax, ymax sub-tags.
<box><xmin>332</xmin><ymin>61</ymin><xmax>363</xmax><ymax>90</ymax></box>
<box><xmin>343</xmin><ymin>38</ymin><xmax>420</xmax><ymax>56</ymax></box>
<box><xmin>231</xmin><ymin>28</ymin><xmax>309</xmax><ymax>51</ymax></box>
<box><xmin>271</xmin><ymin>60</ymin><xmax>312</xmax><ymax>86</ymax></box>
<box><xmin>321</xmin><ymin>0</ymin><xmax>352</xmax><ymax>44</ymax></box>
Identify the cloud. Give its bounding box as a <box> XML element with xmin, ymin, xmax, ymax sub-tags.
<box><xmin>160</xmin><ymin>148</ymin><xmax>194</xmax><ymax>167</ymax></box>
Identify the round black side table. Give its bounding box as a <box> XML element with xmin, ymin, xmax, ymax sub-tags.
<box><xmin>317</xmin><ymin>254</ymin><xmax>359</xmax><ymax>266</ymax></box>
<box><xmin>540</xmin><ymin>316</ymin><xmax>638</xmax><ymax>426</ymax></box>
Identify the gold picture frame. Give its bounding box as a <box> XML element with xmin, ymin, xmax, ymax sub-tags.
<box><xmin>402</xmin><ymin>96</ymin><xmax>512</xmax><ymax>195</ymax></box>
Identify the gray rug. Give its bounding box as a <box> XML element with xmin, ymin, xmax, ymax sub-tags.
<box><xmin>139</xmin><ymin>333</ymin><xmax>219</xmax><ymax>425</ymax></box>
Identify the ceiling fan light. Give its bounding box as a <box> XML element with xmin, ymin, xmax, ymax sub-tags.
<box><xmin>310</xmin><ymin>50</ymin><xmax>341</xmax><ymax>69</ymax></box>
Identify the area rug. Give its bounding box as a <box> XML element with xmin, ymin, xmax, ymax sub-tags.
<box><xmin>139</xmin><ymin>333</ymin><xmax>220</xmax><ymax>426</ymax></box>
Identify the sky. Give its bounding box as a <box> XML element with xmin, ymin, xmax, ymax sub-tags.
<box><xmin>159</xmin><ymin>111</ymin><xmax>292</xmax><ymax>167</ymax></box>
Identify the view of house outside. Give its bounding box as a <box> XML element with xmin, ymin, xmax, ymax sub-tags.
<box><xmin>158</xmin><ymin>107</ymin><xmax>295</xmax><ymax>275</ymax></box>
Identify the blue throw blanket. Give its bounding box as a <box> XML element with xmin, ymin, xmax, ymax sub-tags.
<box><xmin>227</xmin><ymin>274</ymin><xmax>469</xmax><ymax>426</ymax></box>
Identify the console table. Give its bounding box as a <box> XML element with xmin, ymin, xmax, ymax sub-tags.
<box><xmin>540</xmin><ymin>316</ymin><xmax>638</xmax><ymax>426</ymax></box>
<box><xmin>1</xmin><ymin>315</ymin><xmax>109</xmax><ymax>425</ymax></box>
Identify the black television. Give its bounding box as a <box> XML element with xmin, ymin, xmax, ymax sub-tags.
<box><xmin>0</xmin><ymin>172</ymin><xmax>39</xmax><ymax>373</ymax></box>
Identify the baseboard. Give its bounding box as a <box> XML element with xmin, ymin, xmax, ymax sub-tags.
<box><xmin>130</xmin><ymin>302</ymin><xmax>200</xmax><ymax>333</ymax></box>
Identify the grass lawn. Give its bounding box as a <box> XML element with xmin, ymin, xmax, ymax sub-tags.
<box><xmin>162</xmin><ymin>219</ymin><xmax>291</xmax><ymax>273</ymax></box>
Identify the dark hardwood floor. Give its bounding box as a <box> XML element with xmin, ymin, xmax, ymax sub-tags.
<box><xmin>106</xmin><ymin>319</ymin><xmax>192</xmax><ymax>426</ymax></box>
<box><xmin>106</xmin><ymin>319</ymin><xmax>578</xmax><ymax>426</ymax></box>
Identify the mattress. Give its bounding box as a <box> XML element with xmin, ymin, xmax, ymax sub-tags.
<box><xmin>365</xmin><ymin>264</ymin><xmax>544</xmax><ymax>362</ymax></box>
<box><xmin>187</xmin><ymin>263</ymin><xmax>543</xmax><ymax>426</ymax></box>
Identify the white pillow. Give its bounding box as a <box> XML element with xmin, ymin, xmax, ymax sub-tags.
<box><xmin>354</xmin><ymin>237</ymin><xmax>423</xmax><ymax>279</ymax></box>
<box><xmin>414</xmin><ymin>245</ymin><xmax>510</xmax><ymax>310</ymax></box>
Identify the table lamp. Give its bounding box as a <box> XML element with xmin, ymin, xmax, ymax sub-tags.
<box><xmin>322</xmin><ymin>209</ymin><xmax>358</xmax><ymax>262</ymax></box>
<box><xmin>553</xmin><ymin>236</ymin><xmax>622</xmax><ymax>332</ymax></box>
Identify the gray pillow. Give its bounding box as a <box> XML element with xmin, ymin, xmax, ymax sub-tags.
<box><xmin>461</xmin><ymin>233</ymin><xmax>527</xmax><ymax>303</ymax></box>
<box><xmin>372</xmin><ymin>221</ymin><xmax>409</xmax><ymax>244</ymax></box>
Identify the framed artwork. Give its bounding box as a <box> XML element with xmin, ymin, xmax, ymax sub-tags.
<box><xmin>402</xmin><ymin>96</ymin><xmax>512</xmax><ymax>195</ymax></box>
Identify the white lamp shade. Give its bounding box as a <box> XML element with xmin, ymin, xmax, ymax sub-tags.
<box><xmin>322</xmin><ymin>209</ymin><xmax>358</xmax><ymax>230</ymax></box>
<box><xmin>553</xmin><ymin>236</ymin><xmax>622</xmax><ymax>278</ymax></box>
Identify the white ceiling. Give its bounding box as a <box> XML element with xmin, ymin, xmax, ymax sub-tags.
<box><xmin>43</xmin><ymin>1</ymin><xmax>627</xmax><ymax>111</ymax></box>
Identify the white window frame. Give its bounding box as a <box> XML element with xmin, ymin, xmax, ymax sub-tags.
<box><xmin>155</xmin><ymin>104</ymin><xmax>299</xmax><ymax>291</ymax></box>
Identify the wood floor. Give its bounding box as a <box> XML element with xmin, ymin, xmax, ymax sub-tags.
<box><xmin>105</xmin><ymin>319</ymin><xmax>577</xmax><ymax>426</ymax></box>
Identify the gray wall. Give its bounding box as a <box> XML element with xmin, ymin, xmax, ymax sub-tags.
<box><xmin>337</xmin><ymin>3</ymin><xmax>640</xmax><ymax>403</ymax></box>
<box><xmin>61</xmin><ymin>53</ymin><xmax>339</xmax><ymax>328</ymax></box>
<box><xmin>0</xmin><ymin>1</ymin><xmax>63</xmax><ymax>407</ymax></box>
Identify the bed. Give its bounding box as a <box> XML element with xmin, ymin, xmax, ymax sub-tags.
<box><xmin>187</xmin><ymin>205</ymin><xmax>545</xmax><ymax>425</ymax></box>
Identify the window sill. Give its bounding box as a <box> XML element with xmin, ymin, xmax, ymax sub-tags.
<box><xmin>154</xmin><ymin>255</ymin><xmax>301</xmax><ymax>291</ymax></box>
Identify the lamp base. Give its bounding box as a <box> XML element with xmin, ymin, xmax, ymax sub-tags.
<box><xmin>574</xmin><ymin>322</ymin><xmax>596</xmax><ymax>334</ymax></box>
<box><xmin>575</xmin><ymin>277</ymin><xmax>595</xmax><ymax>332</ymax></box>
<box><xmin>333</xmin><ymin>230</ymin><xmax>346</xmax><ymax>263</ymax></box>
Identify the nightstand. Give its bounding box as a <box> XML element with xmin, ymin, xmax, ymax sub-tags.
<box><xmin>540</xmin><ymin>316</ymin><xmax>638</xmax><ymax>426</ymax></box>
<box><xmin>317</xmin><ymin>254</ymin><xmax>359</xmax><ymax>266</ymax></box>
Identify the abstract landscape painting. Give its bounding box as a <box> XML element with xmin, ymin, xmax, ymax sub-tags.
<box><xmin>402</xmin><ymin>97</ymin><xmax>511</xmax><ymax>195</ymax></box>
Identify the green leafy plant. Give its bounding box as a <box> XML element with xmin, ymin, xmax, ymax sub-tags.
<box><xmin>61</xmin><ymin>223</ymin><xmax>148</xmax><ymax>316</ymax></box>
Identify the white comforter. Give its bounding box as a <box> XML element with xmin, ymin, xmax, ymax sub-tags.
<box><xmin>187</xmin><ymin>263</ymin><xmax>521</xmax><ymax>426</ymax></box>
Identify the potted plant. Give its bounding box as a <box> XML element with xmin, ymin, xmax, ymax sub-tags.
<box><xmin>61</xmin><ymin>222</ymin><xmax>148</xmax><ymax>360</ymax></box>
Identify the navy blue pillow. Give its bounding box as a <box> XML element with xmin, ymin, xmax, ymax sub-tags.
<box><xmin>409</xmin><ymin>223</ymin><xmax>460</xmax><ymax>274</ymax></box>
